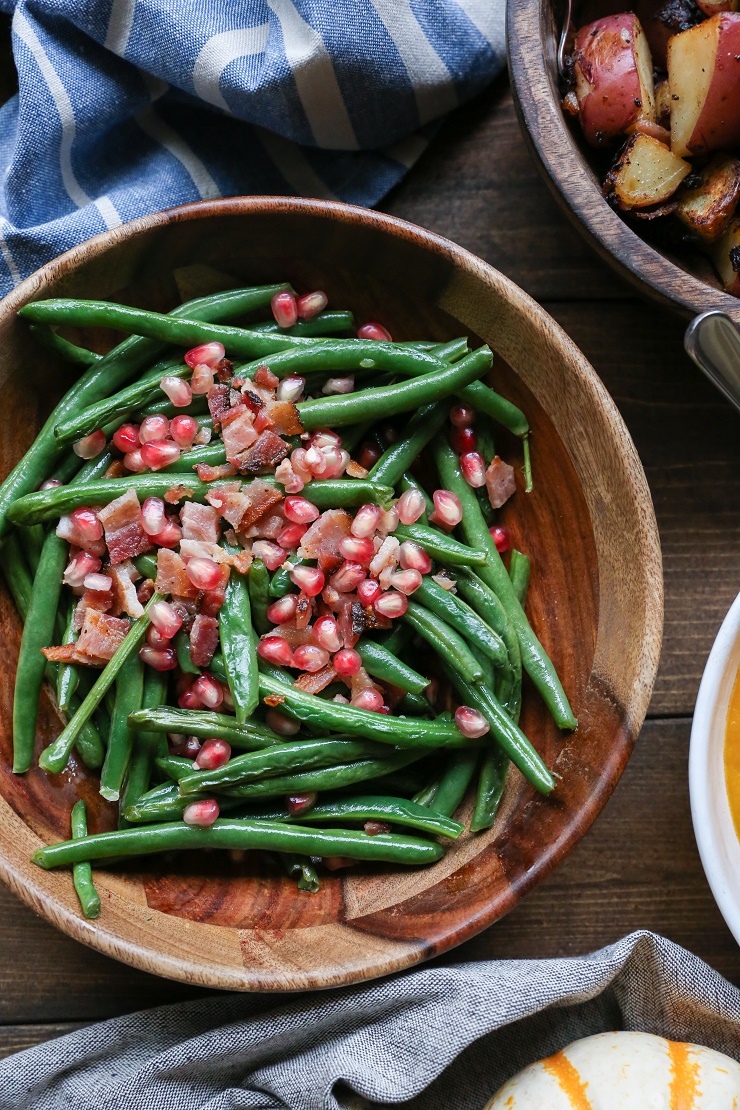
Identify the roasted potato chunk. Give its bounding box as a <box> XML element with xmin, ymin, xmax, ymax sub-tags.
<box><xmin>573</xmin><ymin>13</ymin><xmax>656</xmax><ymax>147</ymax></box>
<box><xmin>711</xmin><ymin>217</ymin><xmax>740</xmax><ymax>295</ymax></box>
<box><xmin>668</xmin><ymin>13</ymin><xmax>740</xmax><ymax>157</ymax></box>
<box><xmin>675</xmin><ymin>154</ymin><xmax>740</xmax><ymax>239</ymax></box>
<box><xmin>604</xmin><ymin>132</ymin><xmax>691</xmax><ymax>209</ymax></box>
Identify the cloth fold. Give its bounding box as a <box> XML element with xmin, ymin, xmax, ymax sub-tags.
<box><xmin>2</xmin><ymin>931</ymin><xmax>740</xmax><ymax>1109</ymax></box>
<box><xmin>0</xmin><ymin>0</ymin><xmax>505</xmax><ymax>297</ymax></box>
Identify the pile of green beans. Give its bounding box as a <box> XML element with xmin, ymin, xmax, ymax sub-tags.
<box><xmin>0</xmin><ymin>282</ymin><xmax>575</xmax><ymax>916</ymax></box>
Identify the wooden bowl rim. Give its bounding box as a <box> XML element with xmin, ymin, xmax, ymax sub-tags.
<box><xmin>0</xmin><ymin>196</ymin><xmax>664</xmax><ymax>990</ymax></box>
<box><xmin>506</xmin><ymin>0</ymin><xmax>740</xmax><ymax>325</ymax></box>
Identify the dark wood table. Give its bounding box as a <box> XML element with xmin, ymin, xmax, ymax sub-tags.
<box><xmin>1</xmin><ymin>71</ymin><xmax>739</xmax><ymax>1058</ymax></box>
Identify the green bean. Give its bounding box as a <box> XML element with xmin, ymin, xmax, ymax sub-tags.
<box><xmin>13</xmin><ymin>531</ymin><xmax>67</xmax><ymax>772</ymax></box>
<box><xmin>251</xmin><ymin>311</ymin><xmax>355</xmax><ymax>337</ymax></box>
<box><xmin>28</xmin><ymin>325</ymin><xmax>102</xmax><ymax>366</ymax></box>
<box><xmin>394</xmin><ymin>523</ymin><xmax>487</xmax><ymax>566</ymax></box>
<box><xmin>56</xmin><ymin>601</ymin><xmax>79</xmax><ymax>714</ymax></box>
<box><xmin>282</xmin><ymin>854</ymin><xmax>321</xmax><ymax>893</ymax></box>
<box><xmin>471</xmin><ymin>746</ymin><xmax>509</xmax><ymax>833</ymax></box>
<box><xmin>414</xmin><ymin>578</ymin><xmax>507</xmax><ymax>668</ymax></box>
<box><xmin>509</xmin><ymin>550</ymin><xmax>531</xmax><ymax>608</ymax></box>
<box><xmin>128</xmin><ymin>706</ymin><xmax>283</xmax><ymax>750</ymax></box>
<box><xmin>368</xmin><ymin>402</ymin><xmax>447</xmax><ymax>487</ymax></box>
<box><xmin>402</xmin><ymin>600</ymin><xmax>485</xmax><ymax>686</ymax></box>
<box><xmin>173</xmin><ymin>629</ymin><xmax>200</xmax><ymax>675</ymax></box>
<box><xmin>398</xmin><ymin>691</ymin><xmax>433</xmax><ymax>716</ymax></box>
<box><xmin>136</xmin><ymin>394</ymin><xmax>209</xmax><ymax>421</ymax></box>
<box><xmin>1</xmin><ymin>532</ymin><xmax>33</xmax><ymax>616</ymax></box>
<box><xmin>247</xmin><ymin>560</ymin><xmax>271</xmax><ymax>634</ymax></box>
<box><xmin>70</xmin><ymin>801</ymin><xmax>101</xmax><ymax>918</ymax></box>
<box><xmin>453</xmin><ymin>568</ymin><xmax>520</xmax><ymax>711</ymax></box>
<box><xmin>119</xmin><ymin>668</ymin><xmax>169</xmax><ymax>823</ymax></box>
<box><xmin>434</xmin><ymin>441</ymin><xmax>575</xmax><ymax>729</ymax></box>
<box><xmin>155</xmin><ymin>755</ymin><xmax>197</xmax><ymax>781</ymax></box>
<box><xmin>132</xmin><ymin>552</ymin><xmax>158</xmax><ymax>580</ymax></box>
<box><xmin>122</xmin><ymin>782</ymin><xmax>244</xmax><ymax>823</ymax></box>
<box><xmin>220</xmin><ymin>751</ymin><xmax>427</xmax><ymax>800</ymax></box>
<box><xmin>258</xmin><ymin>671</ymin><xmax>470</xmax><ymax>749</ymax></box>
<box><xmin>431</xmin><ymin>750</ymin><xmax>480</xmax><ymax>818</ymax></box>
<box><xmin>8</xmin><ymin>475</ymin><xmax>394</xmax><ymax>526</ymax></box>
<box><xmin>32</xmin><ymin>816</ymin><xmax>445</xmax><ymax>869</ymax></box>
<box><xmin>296</xmin><ymin>347</ymin><xmax>492</xmax><ymax>431</ymax></box>
<box><xmin>71</xmin><ymin>710</ymin><xmax>106</xmax><ymax>771</ymax></box>
<box><xmin>268</xmin><ymin>558</ymin><xmax>306</xmax><ymax>598</ymax></box>
<box><xmin>431</xmin><ymin>338</ymin><xmax>469</xmax><ymax>362</ymax></box>
<box><xmin>39</xmin><ymin>594</ymin><xmax>162</xmax><ymax>774</ymax></box>
<box><xmin>20</xmin><ymin>524</ymin><xmax>45</xmax><ymax>573</ymax></box>
<box><xmin>341</xmin><ymin>420</ymin><xmax>374</xmax><ymax>454</ymax></box>
<box><xmin>54</xmin><ymin>362</ymin><xmax>190</xmax><ymax>444</ymax></box>
<box><xmin>179</xmin><ymin>737</ymin><xmax>388</xmax><ymax>795</ymax></box>
<box><xmin>100</xmin><ymin>652</ymin><xmax>145</xmax><ymax>802</ymax></box>
<box><xmin>355</xmin><ymin>639</ymin><xmax>428</xmax><ymax>695</ymax></box>
<box><xmin>219</xmin><ymin>547</ymin><xmax>258</xmax><ymax>723</ymax></box>
<box><xmin>379</xmin><ymin>623</ymin><xmax>413</xmax><ymax>656</ymax></box>
<box><xmin>283</xmin><ymin>795</ymin><xmax>463</xmax><ymax>839</ymax></box>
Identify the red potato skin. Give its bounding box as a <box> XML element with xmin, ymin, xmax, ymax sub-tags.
<box><xmin>687</xmin><ymin>14</ymin><xmax>740</xmax><ymax>154</ymax></box>
<box><xmin>574</xmin><ymin>14</ymin><xmax>652</xmax><ymax>146</ymax></box>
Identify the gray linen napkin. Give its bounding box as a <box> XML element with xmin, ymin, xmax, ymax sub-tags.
<box><xmin>2</xmin><ymin>930</ymin><xmax>740</xmax><ymax>1109</ymax></box>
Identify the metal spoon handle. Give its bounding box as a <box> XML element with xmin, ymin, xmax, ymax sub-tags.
<box><xmin>685</xmin><ymin>311</ymin><xmax>740</xmax><ymax>412</ymax></box>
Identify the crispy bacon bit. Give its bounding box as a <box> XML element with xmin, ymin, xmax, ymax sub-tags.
<box><xmin>485</xmin><ymin>456</ymin><xmax>517</xmax><ymax>510</ymax></box>
<box><xmin>264</xmin><ymin>693</ymin><xmax>285</xmax><ymax>706</ymax></box>
<box><xmin>74</xmin><ymin>610</ymin><xmax>130</xmax><ymax>665</ymax></box>
<box><xmin>299</xmin><ymin>509</ymin><xmax>352</xmax><ymax>570</ymax></box>
<box><xmin>294</xmin><ymin>591</ymin><xmax>312</xmax><ymax>631</ymax></box>
<box><xmin>221</xmin><ymin>407</ymin><xmax>258</xmax><ymax>463</ymax></box>
<box><xmin>215</xmin><ymin>357</ymin><xmax>234</xmax><ymax>382</ymax></box>
<box><xmin>207</xmin><ymin>383</ymin><xmax>232</xmax><ymax>429</ymax></box>
<box><xmin>179</xmin><ymin>539</ymin><xmax>226</xmax><ymax>563</ymax></box>
<box><xmin>346</xmin><ymin>459</ymin><xmax>369</xmax><ymax>479</ymax></box>
<box><xmin>254</xmin><ymin>365</ymin><xmax>279</xmax><ymax>389</ymax></box>
<box><xmin>96</xmin><ymin>487</ymin><xmax>151</xmax><ymax>564</ymax></box>
<box><xmin>274</xmin><ymin>457</ymin><xmax>303</xmax><ymax>493</ymax></box>
<box><xmin>225</xmin><ymin>546</ymin><xmax>253</xmax><ymax>574</ymax></box>
<box><xmin>272</xmin><ymin>625</ymin><xmax>313</xmax><ymax>647</ymax></box>
<box><xmin>181</xmin><ymin>502</ymin><xmax>221</xmax><ymax>544</ymax></box>
<box><xmin>42</xmin><ymin>644</ymin><xmax>78</xmax><ymax>664</ymax></box>
<box><xmin>109</xmin><ymin>561</ymin><xmax>144</xmax><ymax>618</ymax></box>
<box><xmin>104</xmin><ymin>460</ymin><xmax>128</xmax><ymax>479</ymax></box>
<box><xmin>233</xmin><ymin>431</ymin><xmax>289</xmax><ymax>475</ymax></box>
<box><xmin>189</xmin><ymin>614</ymin><xmax>219</xmax><ymax>667</ymax></box>
<box><xmin>164</xmin><ymin>484</ymin><xmax>194</xmax><ymax>504</ymax></box>
<box><xmin>260</xmin><ymin>400</ymin><xmax>303</xmax><ymax>436</ymax></box>
<box><xmin>370</xmin><ymin>536</ymin><xmax>400</xmax><ymax>581</ymax></box>
<box><xmin>195</xmin><ymin>462</ymin><xmax>237</xmax><ymax>482</ymax></box>
<box><xmin>155</xmin><ymin>548</ymin><xmax>200</xmax><ymax>599</ymax></box>
<box><xmin>241</xmin><ymin>388</ymin><xmax>264</xmax><ymax>415</ymax></box>
<box><xmin>294</xmin><ymin>664</ymin><xmax>337</xmax><ymax>694</ymax></box>
<box><xmin>251</xmin><ymin>511</ymin><xmax>285</xmax><ymax>540</ymax></box>
<box><xmin>207</xmin><ymin>478</ymin><xmax>282</xmax><ymax>531</ymax></box>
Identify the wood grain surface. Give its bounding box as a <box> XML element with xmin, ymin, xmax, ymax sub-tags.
<box><xmin>0</xmin><ymin>41</ymin><xmax>736</xmax><ymax>1057</ymax></box>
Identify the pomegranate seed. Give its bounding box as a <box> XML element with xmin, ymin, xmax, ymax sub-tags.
<box><xmin>450</xmin><ymin>403</ymin><xmax>476</xmax><ymax>428</ymax></box>
<box><xmin>389</xmin><ymin>569</ymin><xmax>422</xmax><ymax>594</ymax></box>
<box><xmin>490</xmin><ymin>525</ymin><xmax>510</xmax><ymax>553</ymax></box>
<box><xmin>257</xmin><ymin>637</ymin><xmax>294</xmax><ymax>666</ymax></box>
<box><xmin>333</xmin><ymin>694</ymin><xmax>350</xmax><ymax>704</ymax></box>
<box><xmin>333</xmin><ymin>648</ymin><xmax>361</xmax><ymax>676</ymax></box>
<box><xmin>276</xmin><ymin>375</ymin><xmax>305</xmax><ymax>402</ymax></box>
<box><xmin>185</xmin><ymin>557</ymin><xmax>223</xmax><ymax>591</ymax></box>
<box><xmin>296</xmin><ymin>290</ymin><xmax>328</xmax><ymax>319</ymax></box>
<box><xmin>286</xmin><ymin>791</ymin><xmax>318</xmax><ymax>815</ymax></box>
<box><xmin>266</xmin><ymin>594</ymin><xmax>299</xmax><ymax>624</ymax></box>
<box><xmin>460</xmin><ymin>451</ymin><xmax>486</xmax><ymax>488</ymax></box>
<box><xmin>252</xmin><ymin>540</ymin><xmax>287</xmax><ymax>571</ymax></box>
<box><xmin>139</xmin><ymin>644</ymin><xmax>178</xmax><ymax>671</ymax></box>
<box><xmin>140</xmin><ymin>496</ymin><xmax>167</xmax><ymax>536</ymax></box>
<box><xmin>190</xmin><ymin>364</ymin><xmax>214</xmax><ymax>395</ymax></box>
<box><xmin>339</xmin><ymin>535</ymin><xmax>374</xmax><ymax>563</ymax></box>
<box><xmin>378</xmin><ymin>505</ymin><xmax>399</xmax><ymax>533</ymax></box>
<box><xmin>277</xmin><ymin>523</ymin><xmax>307</xmax><ymax>550</ymax></box>
<box><xmin>322</xmin><ymin>377</ymin><xmax>354</xmax><ymax>395</ymax></box>
<box><xmin>451</xmin><ymin>425</ymin><xmax>478</xmax><ymax>454</ymax></box>
<box><xmin>265</xmin><ymin>708</ymin><xmax>300</xmax><ymax>735</ymax></box>
<box><xmin>291</xmin><ymin>448</ymin><xmax>313</xmax><ymax>484</ymax></box>
<box><xmin>195</xmin><ymin>738</ymin><xmax>231</xmax><ymax>770</ymax></box>
<box><xmin>149</xmin><ymin>519</ymin><xmax>183</xmax><ymax>548</ymax></box>
<box><xmin>331</xmin><ymin>562</ymin><xmax>366</xmax><ymax>593</ymax></box>
<box><xmin>139</xmin><ymin>414</ymin><xmax>169</xmax><ymax>443</ymax></box>
<box><xmin>351</xmin><ymin>503</ymin><xmax>381</xmax><ymax>538</ymax></box>
<box><xmin>183</xmin><ymin>737</ymin><xmax>202</xmax><ymax>759</ymax></box>
<box><xmin>191</xmin><ymin>673</ymin><xmax>224</xmax><ymax>709</ymax></box>
<box><xmin>454</xmin><ymin>706</ymin><xmax>490</xmax><ymax>738</ymax></box>
<box><xmin>140</xmin><ymin>440</ymin><xmax>181</xmax><ymax>471</ymax></box>
<box><xmin>374</xmin><ymin>590</ymin><xmax>408</xmax><ymax>619</ymax></box>
<box><xmin>320</xmin><ymin>446</ymin><xmax>349</xmax><ymax>479</ymax></box>
<box><xmin>184</xmin><ymin>342</ymin><xmax>225</xmax><ymax>369</ymax></box>
<box><xmin>146</xmin><ymin>624</ymin><xmax>171</xmax><ymax>649</ymax></box>
<box><xmin>351</xmin><ymin>688</ymin><xmax>385</xmax><ymax>711</ymax></box>
<box><xmin>283</xmin><ymin>496</ymin><xmax>320</xmax><ymax>524</ymax></box>
<box><xmin>83</xmin><ymin>572</ymin><xmax>111</xmax><ymax>592</ymax></box>
<box><xmin>178</xmin><ymin>686</ymin><xmax>204</xmax><ymax>709</ymax></box>
<box><xmin>73</xmin><ymin>430</ymin><xmax>106</xmax><ymax>459</ymax></box>
<box><xmin>194</xmin><ymin>426</ymin><xmax>212</xmax><ymax>446</ymax></box>
<box><xmin>313</xmin><ymin>615</ymin><xmax>342</xmax><ymax>652</ymax></box>
<box><xmin>63</xmin><ymin>550</ymin><xmax>101</xmax><ymax>588</ymax></box>
<box><xmin>432</xmin><ymin>489</ymin><xmax>463</xmax><ymax>527</ymax></box>
<box><xmin>170</xmin><ymin>415</ymin><xmax>198</xmax><ymax>449</ymax></box>
<box><xmin>399</xmin><ymin>541</ymin><xmax>432</xmax><ymax>574</ymax></box>
<box><xmin>271</xmin><ymin>291</ymin><xmax>298</xmax><ymax>328</ymax></box>
<box><xmin>357</xmin><ymin>442</ymin><xmax>382</xmax><ymax>470</ymax></box>
<box><xmin>112</xmin><ymin>423</ymin><xmax>140</xmax><ymax>453</ymax></box>
<box><xmin>123</xmin><ymin>449</ymin><xmax>147</xmax><ymax>473</ymax></box>
<box><xmin>357</xmin><ymin>579</ymin><xmax>381</xmax><ymax>605</ymax></box>
<box><xmin>183</xmin><ymin>799</ymin><xmax>220</xmax><ymax>827</ymax></box>
<box><xmin>70</xmin><ymin>507</ymin><xmax>103</xmax><ymax>542</ymax></box>
<box><xmin>357</xmin><ymin>322</ymin><xmax>392</xmax><ymax>342</ymax></box>
<box><xmin>40</xmin><ymin>478</ymin><xmax>63</xmax><ymax>490</ymax></box>
<box><xmin>150</xmin><ymin>600</ymin><xmax>182</xmax><ymax>639</ymax></box>
<box><xmin>305</xmin><ymin>445</ymin><xmax>327</xmax><ymax>476</ymax></box>
<box><xmin>397</xmin><ymin>488</ymin><xmax>426</xmax><ymax>525</ymax></box>
<box><xmin>291</xmin><ymin>564</ymin><xmax>324</xmax><ymax>596</ymax></box>
<box><xmin>293</xmin><ymin>644</ymin><xmax>330</xmax><ymax>672</ymax></box>
<box><xmin>432</xmin><ymin>573</ymin><xmax>456</xmax><ymax>591</ymax></box>
<box><xmin>160</xmin><ymin>375</ymin><xmax>192</xmax><ymax>408</ymax></box>
<box><xmin>310</xmin><ymin>428</ymin><xmax>342</xmax><ymax>448</ymax></box>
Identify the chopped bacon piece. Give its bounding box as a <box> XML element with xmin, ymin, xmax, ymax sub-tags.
<box><xmin>294</xmin><ymin>665</ymin><xmax>337</xmax><ymax>694</ymax></box>
<box><xmin>104</xmin><ymin>460</ymin><xmax>128</xmax><ymax>479</ymax></box>
<box><xmin>207</xmin><ymin>383</ymin><xmax>232</xmax><ymax>429</ymax></box>
<box><xmin>164</xmin><ymin>485</ymin><xmax>194</xmax><ymax>504</ymax></box>
<box><xmin>195</xmin><ymin>462</ymin><xmax>237</xmax><ymax>482</ymax></box>
<box><xmin>274</xmin><ymin>457</ymin><xmax>304</xmax><ymax>493</ymax></box>
<box><xmin>155</xmin><ymin>548</ymin><xmax>199</xmax><ymax>599</ymax></box>
<box><xmin>338</xmin><ymin>597</ymin><xmax>366</xmax><ymax>648</ymax></box>
<box><xmin>207</xmin><ymin>479</ymin><xmax>282</xmax><ymax>531</ymax></box>
<box><xmin>252</xmin><ymin>511</ymin><xmax>285</xmax><ymax>540</ymax></box>
<box><xmin>97</xmin><ymin>487</ymin><xmax>152</xmax><ymax>564</ymax></box>
<box><xmin>233</xmin><ymin>431</ymin><xmax>289</xmax><ymax>475</ymax></box>
<box><xmin>190</xmin><ymin>614</ymin><xmax>219</xmax><ymax>667</ymax></box>
<box><xmin>181</xmin><ymin>502</ymin><xmax>221</xmax><ymax>544</ymax></box>
<box><xmin>346</xmin><ymin>460</ymin><xmax>369</xmax><ymax>479</ymax></box>
<box><xmin>56</xmin><ymin>515</ymin><xmax>105</xmax><ymax>557</ymax></box>
<box><xmin>260</xmin><ymin>400</ymin><xmax>303</xmax><ymax>436</ymax></box>
<box><xmin>179</xmin><ymin>538</ymin><xmax>225</xmax><ymax>563</ymax></box>
<box><xmin>264</xmin><ymin>693</ymin><xmax>285</xmax><ymax>707</ymax></box>
<box><xmin>215</xmin><ymin>357</ymin><xmax>233</xmax><ymax>382</ymax></box>
<box><xmin>294</xmin><ymin>591</ymin><xmax>312</xmax><ymax>631</ymax></box>
<box><xmin>75</xmin><ymin>610</ymin><xmax>130</xmax><ymax>665</ymax></box>
<box><xmin>42</xmin><ymin>644</ymin><xmax>78</xmax><ymax>664</ymax></box>
<box><xmin>201</xmin><ymin>583</ymin><xmax>227</xmax><ymax>617</ymax></box>
<box><xmin>241</xmin><ymin>388</ymin><xmax>264</xmax><ymax>415</ymax></box>
<box><xmin>370</xmin><ymin>536</ymin><xmax>400</xmax><ymax>581</ymax></box>
<box><xmin>72</xmin><ymin>587</ymin><xmax>112</xmax><ymax>630</ymax></box>
<box><xmin>109</xmin><ymin>561</ymin><xmax>144</xmax><ymax>619</ymax></box>
<box><xmin>221</xmin><ymin>407</ymin><xmax>258</xmax><ymax>463</ymax></box>
<box><xmin>254</xmin><ymin>365</ymin><xmax>279</xmax><ymax>389</ymax></box>
<box><xmin>485</xmin><ymin>456</ymin><xmax>517</xmax><ymax>510</ymax></box>
<box><xmin>225</xmin><ymin>546</ymin><xmax>253</xmax><ymax>574</ymax></box>
<box><xmin>272</xmin><ymin>625</ymin><xmax>313</xmax><ymax>647</ymax></box>
<box><xmin>363</xmin><ymin>605</ymin><xmax>391</xmax><ymax>631</ymax></box>
<box><xmin>299</xmin><ymin>509</ymin><xmax>352</xmax><ymax>571</ymax></box>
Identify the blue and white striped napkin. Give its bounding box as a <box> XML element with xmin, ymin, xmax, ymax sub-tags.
<box><xmin>0</xmin><ymin>0</ymin><xmax>505</xmax><ymax>297</ymax></box>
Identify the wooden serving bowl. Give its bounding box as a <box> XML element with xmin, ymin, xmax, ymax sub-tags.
<box><xmin>0</xmin><ymin>198</ymin><xmax>662</xmax><ymax>990</ymax></box>
<box><xmin>507</xmin><ymin>0</ymin><xmax>740</xmax><ymax>325</ymax></box>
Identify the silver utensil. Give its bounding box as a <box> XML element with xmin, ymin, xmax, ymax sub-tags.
<box><xmin>685</xmin><ymin>311</ymin><xmax>740</xmax><ymax>413</ymax></box>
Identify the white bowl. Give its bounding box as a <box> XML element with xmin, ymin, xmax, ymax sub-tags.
<box><xmin>690</xmin><ymin>591</ymin><xmax>740</xmax><ymax>945</ymax></box>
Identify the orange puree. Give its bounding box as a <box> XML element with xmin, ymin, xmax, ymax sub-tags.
<box><xmin>725</xmin><ymin>668</ymin><xmax>740</xmax><ymax>841</ymax></box>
